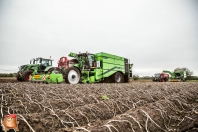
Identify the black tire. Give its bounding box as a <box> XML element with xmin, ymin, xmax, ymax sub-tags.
<box><xmin>22</xmin><ymin>70</ymin><xmax>33</xmax><ymax>81</ymax></box>
<box><xmin>112</xmin><ymin>72</ymin><xmax>124</xmax><ymax>83</ymax></box>
<box><xmin>124</xmin><ymin>75</ymin><xmax>129</xmax><ymax>83</ymax></box>
<box><xmin>65</xmin><ymin>67</ymin><xmax>80</xmax><ymax>84</ymax></box>
<box><xmin>16</xmin><ymin>72</ymin><xmax>23</xmax><ymax>81</ymax></box>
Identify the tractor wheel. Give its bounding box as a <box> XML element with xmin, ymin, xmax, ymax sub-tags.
<box><xmin>112</xmin><ymin>72</ymin><xmax>124</xmax><ymax>83</ymax></box>
<box><xmin>65</xmin><ymin>67</ymin><xmax>80</xmax><ymax>84</ymax></box>
<box><xmin>16</xmin><ymin>72</ymin><xmax>23</xmax><ymax>81</ymax></box>
<box><xmin>22</xmin><ymin>70</ymin><xmax>33</xmax><ymax>81</ymax></box>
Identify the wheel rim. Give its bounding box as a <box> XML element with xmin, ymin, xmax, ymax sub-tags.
<box><xmin>26</xmin><ymin>73</ymin><xmax>31</xmax><ymax>81</ymax></box>
<box><xmin>68</xmin><ymin>70</ymin><xmax>79</xmax><ymax>84</ymax></box>
<box><xmin>115</xmin><ymin>73</ymin><xmax>121</xmax><ymax>82</ymax></box>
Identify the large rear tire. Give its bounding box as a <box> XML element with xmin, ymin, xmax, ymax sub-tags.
<box><xmin>65</xmin><ymin>67</ymin><xmax>80</xmax><ymax>84</ymax></box>
<box><xmin>112</xmin><ymin>72</ymin><xmax>124</xmax><ymax>83</ymax></box>
<box><xmin>22</xmin><ymin>70</ymin><xmax>33</xmax><ymax>81</ymax></box>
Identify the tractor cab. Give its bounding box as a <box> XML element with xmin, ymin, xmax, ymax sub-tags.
<box><xmin>153</xmin><ymin>73</ymin><xmax>160</xmax><ymax>81</ymax></box>
<box><xmin>154</xmin><ymin>73</ymin><xmax>160</xmax><ymax>77</ymax></box>
<box><xmin>175</xmin><ymin>72</ymin><xmax>181</xmax><ymax>79</ymax></box>
<box><xmin>70</xmin><ymin>52</ymin><xmax>97</xmax><ymax>70</ymax></box>
<box><xmin>30</xmin><ymin>59</ymin><xmax>35</xmax><ymax>64</ymax></box>
<box><xmin>78</xmin><ymin>53</ymin><xmax>96</xmax><ymax>70</ymax></box>
<box><xmin>35</xmin><ymin>57</ymin><xmax>53</xmax><ymax>72</ymax></box>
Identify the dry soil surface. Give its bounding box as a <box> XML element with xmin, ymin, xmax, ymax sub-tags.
<box><xmin>0</xmin><ymin>81</ymin><xmax>198</xmax><ymax>132</ymax></box>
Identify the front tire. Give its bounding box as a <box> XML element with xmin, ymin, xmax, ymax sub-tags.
<box><xmin>65</xmin><ymin>67</ymin><xmax>80</xmax><ymax>84</ymax></box>
<box><xmin>16</xmin><ymin>72</ymin><xmax>23</xmax><ymax>81</ymax></box>
<box><xmin>22</xmin><ymin>70</ymin><xmax>33</xmax><ymax>81</ymax></box>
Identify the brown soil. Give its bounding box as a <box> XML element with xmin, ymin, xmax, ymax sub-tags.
<box><xmin>0</xmin><ymin>78</ymin><xmax>18</xmax><ymax>83</ymax></box>
<box><xmin>0</xmin><ymin>82</ymin><xmax>198</xmax><ymax>132</ymax></box>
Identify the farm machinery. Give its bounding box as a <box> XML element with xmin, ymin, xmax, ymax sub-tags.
<box><xmin>153</xmin><ymin>73</ymin><xmax>169</xmax><ymax>82</ymax></box>
<box><xmin>17</xmin><ymin>52</ymin><xmax>133</xmax><ymax>84</ymax></box>
<box><xmin>163</xmin><ymin>70</ymin><xmax>186</xmax><ymax>82</ymax></box>
<box><xmin>16</xmin><ymin>57</ymin><xmax>55</xmax><ymax>81</ymax></box>
<box><xmin>16</xmin><ymin>56</ymin><xmax>70</xmax><ymax>83</ymax></box>
<box><xmin>64</xmin><ymin>52</ymin><xmax>133</xmax><ymax>84</ymax></box>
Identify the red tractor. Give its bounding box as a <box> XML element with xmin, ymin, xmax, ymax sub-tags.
<box><xmin>153</xmin><ymin>73</ymin><xmax>169</xmax><ymax>82</ymax></box>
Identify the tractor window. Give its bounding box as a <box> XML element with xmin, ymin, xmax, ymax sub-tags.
<box><xmin>41</xmin><ymin>59</ymin><xmax>51</xmax><ymax>66</ymax></box>
<box><xmin>35</xmin><ymin>59</ymin><xmax>41</xmax><ymax>64</ymax></box>
<box><xmin>48</xmin><ymin>60</ymin><xmax>52</xmax><ymax>66</ymax></box>
<box><xmin>155</xmin><ymin>74</ymin><xmax>160</xmax><ymax>77</ymax></box>
<box><xmin>88</xmin><ymin>55</ymin><xmax>95</xmax><ymax>67</ymax></box>
<box><xmin>35</xmin><ymin>59</ymin><xmax>52</xmax><ymax>66</ymax></box>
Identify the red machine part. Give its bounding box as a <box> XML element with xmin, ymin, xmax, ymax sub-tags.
<box><xmin>160</xmin><ymin>73</ymin><xmax>169</xmax><ymax>82</ymax></box>
<box><xmin>58</xmin><ymin>57</ymin><xmax>69</xmax><ymax>68</ymax></box>
<box><xmin>161</xmin><ymin>73</ymin><xmax>169</xmax><ymax>78</ymax></box>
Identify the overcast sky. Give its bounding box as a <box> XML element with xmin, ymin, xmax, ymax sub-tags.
<box><xmin>0</xmin><ymin>0</ymin><xmax>198</xmax><ymax>76</ymax></box>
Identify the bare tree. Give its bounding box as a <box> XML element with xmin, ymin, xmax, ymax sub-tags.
<box><xmin>174</xmin><ymin>67</ymin><xmax>193</xmax><ymax>76</ymax></box>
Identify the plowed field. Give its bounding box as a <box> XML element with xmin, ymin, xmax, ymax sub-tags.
<box><xmin>0</xmin><ymin>81</ymin><xmax>198</xmax><ymax>132</ymax></box>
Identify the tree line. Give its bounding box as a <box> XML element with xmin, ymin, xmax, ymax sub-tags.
<box><xmin>0</xmin><ymin>73</ymin><xmax>17</xmax><ymax>77</ymax></box>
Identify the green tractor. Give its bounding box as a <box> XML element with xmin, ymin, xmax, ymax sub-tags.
<box><xmin>30</xmin><ymin>57</ymin><xmax>70</xmax><ymax>83</ymax></box>
<box><xmin>16</xmin><ymin>57</ymin><xmax>55</xmax><ymax>81</ymax></box>
<box><xmin>30</xmin><ymin>56</ymin><xmax>72</xmax><ymax>83</ymax></box>
<box><xmin>163</xmin><ymin>70</ymin><xmax>186</xmax><ymax>82</ymax></box>
<box><xmin>64</xmin><ymin>52</ymin><xmax>133</xmax><ymax>84</ymax></box>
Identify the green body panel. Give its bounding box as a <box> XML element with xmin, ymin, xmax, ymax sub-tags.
<box><xmin>81</xmin><ymin>69</ymin><xmax>103</xmax><ymax>83</ymax></box>
<box><xmin>93</xmin><ymin>52</ymin><xmax>125</xmax><ymax>81</ymax></box>
<box><xmin>46</xmin><ymin>72</ymin><xmax>63</xmax><ymax>84</ymax></box>
<box><xmin>31</xmin><ymin>71</ymin><xmax>63</xmax><ymax>84</ymax></box>
<box><xmin>31</xmin><ymin>74</ymin><xmax>46</xmax><ymax>82</ymax></box>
